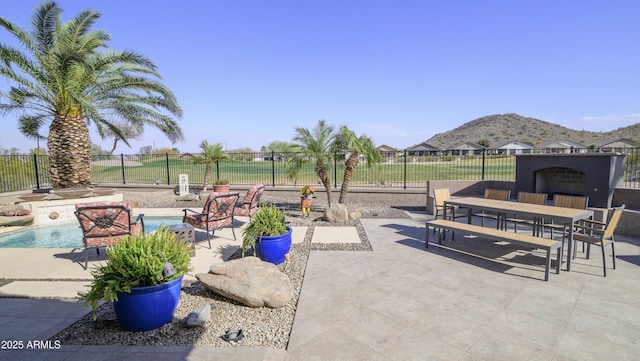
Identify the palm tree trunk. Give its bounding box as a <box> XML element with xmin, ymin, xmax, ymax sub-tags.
<box><xmin>315</xmin><ymin>161</ymin><xmax>332</xmax><ymax>207</ymax></box>
<box><xmin>202</xmin><ymin>163</ymin><xmax>212</xmax><ymax>192</ymax></box>
<box><xmin>47</xmin><ymin>114</ymin><xmax>92</xmax><ymax>189</ymax></box>
<box><xmin>339</xmin><ymin>153</ymin><xmax>359</xmax><ymax>203</ymax></box>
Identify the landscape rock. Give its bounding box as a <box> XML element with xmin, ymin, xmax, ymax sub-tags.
<box><xmin>196</xmin><ymin>257</ymin><xmax>293</xmax><ymax>308</ymax></box>
<box><xmin>184</xmin><ymin>304</ymin><xmax>211</xmax><ymax>328</ymax></box>
<box><xmin>349</xmin><ymin>209</ymin><xmax>362</xmax><ymax>220</ymax></box>
<box><xmin>324</xmin><ymin>203</ymin><xmax>349</xmax><ymax>222</ymax></box>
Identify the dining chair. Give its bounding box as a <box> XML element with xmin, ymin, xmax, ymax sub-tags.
<box><xmin>476</xmin><ymin>189</ymin><xmax>511</xmax><ymax>229</ymax></box>
<box><xmin>182</xmin><ymin>192</ymin><xmax>240</xmax><ymax>248</ymax></box>
<box><xmin>75</xmin><ymin>201</ymin><xmax>145</xmax><ymax>269</ymax></box>
<box><xmin>432</xmin><ymin>188</ymin><xmax>466</xmax><ymax>234</ymax></box>
<box><xmin>545</xmin><ymin>195</ymin><xmax>589</xmax><ymax>239</ymax></box>
<box><xmin>572</xmin><ymin>205</ymin><xmax>625</xmax><ymax>277</ymax></box>
<box><xmin>508</xmin><ymin>191</ymin><xmax>548</xmax><ymax>234</ymax></box>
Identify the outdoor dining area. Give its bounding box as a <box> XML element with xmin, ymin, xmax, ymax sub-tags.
<box><xmin>426</xmin><ymin>188</ymin><xmax>623</xmax><ymax>281</ymax></box>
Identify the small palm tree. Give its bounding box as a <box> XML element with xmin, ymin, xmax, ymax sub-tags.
<box><xmin>0</xmin><ymin>2</ymin><xmax>183</xmax><ymax>188</ymax></box>
<box><xmin>193</xmin><ymin>141</ymin><xmax>228</xmax><ymax>192</ymax></box>
<box><xmin>334</xmin><ymin>126</ymin><xmax>382</xmax><ymax>203</ymax></box>
<box><xmin>287</xmin><ymin>119</ymin><xmax>335</xmax><ymax>206</ymax></box>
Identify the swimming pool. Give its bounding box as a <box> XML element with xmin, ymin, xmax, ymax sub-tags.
<box><xmin>0</xmin><ymin>217</ymin><xmax>183</xmax><ymax>248</ymax></box>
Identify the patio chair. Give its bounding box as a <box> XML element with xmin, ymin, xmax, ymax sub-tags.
<box><xmin>182</xmin><ymin>192</ymin><xmax>240</xmax><ymax>248</ymax></box>
<box><xmin>432</xmin><ymin>188</ymin><xmax>467</xmax><ymax>234</ymax></box>
<box><xmin>476</xmin><ymin>189</ymin><xmax>512</xmax><ymax>229</ymax></box>
<box><xmin>544</xmin><ymin>195</ymin><xmax>590</xmax><ymax>239</ymax></box>
<box><xmin>507</xmin><ymin>191</ymin><xmax>548</xmax><ymax>235</ymax></box>
<box><xmin>75</xmin><ymin>201</ymin><xmax>145</xmax><ymax>269</ymax></box>
<box><xmin>233</xmin><ymin>183</ymin><xmax>265</xmax><ymax>219</ymax></box>
<box><xmin>572</xmin><ymin>205</ymin><xmax>625</xmax><ymax>277</ymax></box>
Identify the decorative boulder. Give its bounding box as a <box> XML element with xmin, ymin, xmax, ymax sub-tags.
<box><xmin>184</xmin><ymin>304</ymin><xmax>211</xmax><ymax>328</ymax></box>
<box><xmin>324</xmin><ymin>203</ymin><xmax>349</xmax><ymax>223</ymax></box>
<box><xmin>196</xmin><ymin>257</ymin><xmax>293</xmax><ymax>308</ymax></box>
<box><xmin>349</xmin><ymin>209</ymin><xmax>362</xmax><ymax>220</ymax></box>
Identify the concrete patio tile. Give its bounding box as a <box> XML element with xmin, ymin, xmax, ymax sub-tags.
<box><xmin>575</xmin><ymin>292</ymin><xmax>640</xmax><ymax>325</ymax></box>
<box><xmin>374</xmin><ymin>327</ymin><xmax>466</xmax><ymax>361</ymax></box>
<box><xmin>456</xmin><ymin>279</ymin><xmax>520</xmax><ymax>308</ymax></box>
<box><xmin>0</xmin><ymin>280</ymin><xmax>90</xmax><ymax>299</ymax></box>
<box><xmin>368</xmin><ymin>292</ymin><xmax>432</xmax><ymax>328</ymax></box>
<box><xmin>285</xmin><ymin>328</ymin><xmax>376</xmax><ymax>361</ymax></box>
<box><xmin>579</xmin><ymin>278</ymin><xmax>640</xmax><ymax>306</ymax></box>
<box><xmin>411</xmin><ymin>310</ymin><xmax>487</xmax><ymax>351</ymax></box>
<box><xmin>567</xmin><ymin>308</ymin><xmax>640</xmax><ymax>351</ymax></box>
<box><xmin>311</xmin><ymin>226</ymin><xmax>360</xmax><ymax>244</ymax></box>
<box><xmin>488</xmin><ymin>309</ymin><xmax>565</xmax><ymax>352</ymax></box>
<box><xmin>430</xmin><ymin>293</ymin><xmax>504</xmax><ymax>326</ymax></box>
<box><xmin>505</xmin><ymin>291</ymin><xmax>575</xmax><ymax>326</ymax></box>
<box><xmin>466</xmin><ymin>331</ymin><xmax>554</xmax><ymax>361</ymax></box>
<box><xmin>330</xmin><ymin>308</ymin><xmax>408</xmax><ymax>356</ymax></box>
<box><xmin>290</xmin><ymin>226</ymin><xmax>307</xmax><ymax>244</ymax></box>
<box><xmin>519</xmin><ymin>281</ymin><xmax>581</xmax><ymax>307</ymax></box>
<box><xmin>286</xmin><ymin>311</ymin><xmax>332</xmax><ymax>350</ymax></box>
<box><xmin>555</xmin><ymin>327</ymin><xmax>639</xmax><ymax>361</ymax></box>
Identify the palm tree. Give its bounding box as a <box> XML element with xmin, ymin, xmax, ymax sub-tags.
<box><xmin>0</xmin><ymin>2</ymin><xmax>183</xmax><ymax>188</ymax></box>
<box><xmin>104</xmin><ymin>122</ymin><xmax>144</xmax><ymax>155</ymax></box>
<box><xmin>192</xmin><ymin>141</ymin><xmax>228</xmax><ymax>192</ymax></box>
<box><xmin>287</xmin><ymin>119</ymin><xmax>336</xmax><ymax>206</ymax></box>
<box><xmin>334</xmin><ymin>126</ymin><xmax>382</xmax><ymax>203</ymax></box>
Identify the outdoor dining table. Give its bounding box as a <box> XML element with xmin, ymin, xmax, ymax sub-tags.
<box><xmin>443</xmin><ymin>197</ymin><xmax>594</xmax><ymax>271</ymax></box>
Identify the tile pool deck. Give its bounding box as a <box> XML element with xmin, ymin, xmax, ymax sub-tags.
<box><xmin>0</xmin><ymin>209</ymin><xmax>639</xmax><ymax>360</ymax></box>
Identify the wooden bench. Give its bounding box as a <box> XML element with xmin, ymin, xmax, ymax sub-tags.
<box><xmin>425</xmin><ymin>219</ymin><xmax>563</xmax><ymax>281</ymax></box>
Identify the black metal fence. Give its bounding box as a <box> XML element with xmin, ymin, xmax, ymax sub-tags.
<box><xmin>2</xmin><ymin>148</ymin><xmax>639</xmax><ymax>193</ymax></box>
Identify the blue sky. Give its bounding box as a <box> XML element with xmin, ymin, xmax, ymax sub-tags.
<box><xmin>1</xmin><ymin>0</ymin><xmax>639</xmax><ymax>153</ymax></box>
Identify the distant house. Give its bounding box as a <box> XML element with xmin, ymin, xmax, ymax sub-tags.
<box><xmin>448</xmin><ymin>142</ymin><xmax>484</xmax><ymax>155</ymax></box>
<box><xmin>179</xmin><ymin>153</ymin><xmax>196</xmax><ymax>161</ymax></box>
<box><xmin>377</xmin><ymin>145</ymin><xmax>402</xmax><ymax>161</ymax></box>
<box><xmin>537</xmin><ymin>140</ymin><xmax>586</xmax><ymax>154</ymax></box>
<box><xmin>406</xmin><ymin>142</ymin><xmax>440</xmax><ymax>156</ymax></box>
<box><xmin>377</xmin><ymin>144</ymin><xmax>399</xmax><ymax>153</ymax></box>
<box><xmin>490</xmin><ymin>140</ymin><xmax>536</xmax><ymax>155</ymax></box>
<box><xmin>587</xmin><ymin>138</ymin><xmax>638</xmax><ymax>153</ymax></box>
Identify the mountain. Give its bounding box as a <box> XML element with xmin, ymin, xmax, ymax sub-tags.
<box><xmin>423</xmin><ymin>113</ymin><xmax>640</xmax><ymax>149</ymax></box>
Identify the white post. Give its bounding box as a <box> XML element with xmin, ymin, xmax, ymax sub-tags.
<box><xmin>179</xmin><ymin>174</ymin><xmax>189</xmax><ymax>196</ymax></box>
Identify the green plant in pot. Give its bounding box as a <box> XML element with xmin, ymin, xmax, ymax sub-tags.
<box><xmin>82</xmin><ymin>226</ymin><xmax>192</xmax><ymax>331</ymax></box>
<box><xmin>213</xmin><ymin>178</ymin><xmax>230</xmax><ymax>193</ymax></box>
<box><xmin>241</xmin><ymin>203</ymin><xmax>292</xmax><ymax>265</ymax></box>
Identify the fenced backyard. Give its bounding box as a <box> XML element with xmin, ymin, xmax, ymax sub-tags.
<box><xmin>1</xmin><ymin>148</ymin><xmax>639</xmax><ymax>193</ymax></box>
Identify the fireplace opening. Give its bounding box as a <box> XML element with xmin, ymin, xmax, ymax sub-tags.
<box><xmin>535</xmin><ymin>167</ymin><xmax>586</xmax><ymax>200</ymax></box>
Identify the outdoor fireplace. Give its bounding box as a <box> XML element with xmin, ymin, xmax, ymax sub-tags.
<box><xmin>515</xmin><ymin>154</ymin><xmax>626</xmax><ymax>208</ymax></box>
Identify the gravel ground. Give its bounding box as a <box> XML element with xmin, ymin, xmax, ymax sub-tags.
<box><xmin>51</xmin><ymin>190</ymin><xmax>414</xmax><ymax>348</ymax></box>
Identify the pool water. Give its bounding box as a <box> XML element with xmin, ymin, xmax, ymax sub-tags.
<box><xmin>0</xmin><ymin>217</ymin><xmax>183</xmax><ymax>248</ymax></box>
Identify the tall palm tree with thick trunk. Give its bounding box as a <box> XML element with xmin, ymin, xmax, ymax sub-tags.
<box><xmin>287</xmin><ymin>119</ymin><xmax>336</xmax><ymax>206</ymax></box>
<box><xmin>0</xmin><ymin>2</ymin><xmax>183</xmax><ymax>188</ymax></box>
<box><xmin>334</xmin><ymin>126</ymin><xmax>382</xmax><ymax>203</ymax></box>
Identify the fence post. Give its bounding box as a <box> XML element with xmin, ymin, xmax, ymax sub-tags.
<box><xmin>165</xmin><ymin>153</ymin><xmax>170</xmax><ymax>185</ymax></box>
<box><xmin>120</xmin><ymin>153</ymin><xmax>126</xmax><ymax>184</ymax></box>
<box><xmin>404</xmin><ymin>149</ymin><xmax>407</xmax><ymax>189</ymax></box>
<box><xmin>481</xmin><ymin>149</ymin><xmax>486</xmax><ymax>180</ymax></box>
<box><xmin>33</xmin><ymin>154</ymin><xmax>41</xmax><ymax>190</ymax></box>
<box><xmin>271</xmin><ymin>151</ymin><xmax>275</xmax><ymax>187</ymax></box>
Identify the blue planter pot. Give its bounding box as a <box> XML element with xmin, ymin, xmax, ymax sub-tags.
<box><xmin>113</xmin><ymin>275</ymin><xmax>183</xmax><ymax>332</ymax></box>
<box><xmin>256</xmin><ymin>226</ymin><xmax>292</xmax><ymax>265</ymax></box>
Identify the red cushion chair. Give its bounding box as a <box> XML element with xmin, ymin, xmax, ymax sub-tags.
<box><xmin>75</xmin><ymin>200</ymin><xmax>144</xmax><ymax>269</ymax></box>
<box><xmin>233</xmin><ymin>183</ymin><xmax>265</xmax><ymax>218</ymax></box>
<box><xmin>182</xmin><ymin>192</ymin><xmax>240</xmax><ymax>248</ymax></box>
